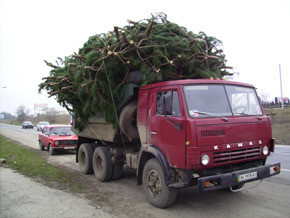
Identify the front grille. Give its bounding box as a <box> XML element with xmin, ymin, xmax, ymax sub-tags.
<box><xmin>58</xmin><ymin>140</ymin><xmax>77</xmax><ymax>145</ymax></box>
<box><xmin>201</xmin><ymin>129</ymin><xmax>225</xmax><ymax>137</ymax></box>
<box><xmin>213</xmin><ymin>147</ymin><xmax>260</xmax><ymax>164</ymax></box>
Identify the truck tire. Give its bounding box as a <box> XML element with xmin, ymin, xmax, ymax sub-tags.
<box><xmin>78</xmin><ymin>143</ymin><xmax>94</xmax><ymax>174</ymax></box>
<box><xmin>119</xmin><ymin>100</ymin><xmax>138</xmax><ymax>140</ymax></box>
<box><xmin>93</xmin><ymin>146</ymin><xmax>113</xmax><ymax>182</ymax></box>
<box><xmin>112</xmin><ymin>163</ymin><xmax>123</xmax><ymax>180</ymax></box>
<box><xmin>142</xmin><ymin>158</ymin><xmax>177</xmax><ymax>208</ymax></box>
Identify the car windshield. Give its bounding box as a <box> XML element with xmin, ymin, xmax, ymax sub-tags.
<box><xmin>24</xmin><ymin>121</ymin><xmax>32</xmax><ymax>124</ymax></box>
<box><xmin>50</xmin><ymin>127</ymin><xmax>74</xmax><ymax>136</ymax></box>
<box><xmin>183</xmin><ymin>84</ymin><xmax>263</xmax><ymax>118</ymax></box>
<box><xmin>40</xmin><ymin>122</ymin><xmax>49</xmax><ymax>125</ymax></box>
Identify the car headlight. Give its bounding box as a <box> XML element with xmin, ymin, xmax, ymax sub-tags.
<box><xmin>201</xmin><ymin>154</ymin><xmax>210</xmax><ymax>166</ymax></box>
<box><xmin>263</xmin><ymin>146</ymin><xmax>269</xmax><ymax>156</ymax></box>
<box><xmin>55</xmin><ymin>141</ymin><xmax>59</xmax><ymax>145</ymax></box>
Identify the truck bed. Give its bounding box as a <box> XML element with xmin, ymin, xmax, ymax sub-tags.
<box><xmin>73</xmin><ymin>116</ymin><xmax>131</xmax><ymax>143</ymax></box>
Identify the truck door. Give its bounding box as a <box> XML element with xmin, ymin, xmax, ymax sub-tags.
<box><xmin>147</xmin><ymin>88</ymin><xmax>186</xmax><ymax>169</ymax></box>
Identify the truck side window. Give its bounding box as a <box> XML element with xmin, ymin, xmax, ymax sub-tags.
<box><xmin>157</xmin><ymin>91</ymin><xmax>168</xmax><ymax>115</ymax></box>
<box><xmin>172</xmin><ymin>91</ymin><xmax>181</xmax><ymax>116</ymax></box>
<box><xmin>156</xmin><ymin>91</ymin><xmax>181</xmax><ymax>116</ymax></box>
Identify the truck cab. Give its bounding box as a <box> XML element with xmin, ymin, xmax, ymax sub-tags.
<box><xmin>136</xmin><ymin>79</ymin><xmax>280</xmax><ymax>207</ymax></box>
<box><xmin>138</xmin><ymin>79</ymin><xmax>273</xmax><ymax>169</ymax></box>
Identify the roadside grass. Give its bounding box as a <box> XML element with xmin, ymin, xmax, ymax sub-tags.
<box><xmin>264</xmin><ymin>107</ymin><xmax>290</xmax><ymax>145</ymax></box>
<box><xmin>0</xmin><ymin>135</ymin><xmax>86</xmax><ymax>193</ymax></box>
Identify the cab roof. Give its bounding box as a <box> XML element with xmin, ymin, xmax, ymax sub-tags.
<box><xmin>140</xmin><ymin>79</ymin><xmax>255</xmax><ymax>90</ymax></box>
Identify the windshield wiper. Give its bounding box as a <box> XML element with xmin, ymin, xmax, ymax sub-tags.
<box><xmin>194</xmin><ymin>111</ymin><xmax>213</xmax><ymax>116</ymax></box>
<box><xmin>234</xmin><ymin>112</ymin><xmax>250</xmax><ymax>116</ymax></box>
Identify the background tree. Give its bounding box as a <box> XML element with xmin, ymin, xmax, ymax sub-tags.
<box><xmin>0</xmin><ymin>112</ymin><xmax>15</xmax><ymax>120</ymax></box>
<box><xmin>46</xmin><ymin>108</ymin><xmax>58</xmax><ymax>123</ymax></box>
<box><xmin>15</xmin><ymin>105</ymin><xmax>30</xmax><ymax>123</ymax></box>
<box><xmin>257</xmin><ymin>89</ymin><xmax>271</xmax><ymax>104</ymax></box>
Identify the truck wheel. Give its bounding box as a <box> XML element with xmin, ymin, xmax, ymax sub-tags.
<box><xmin>78</xmin><ymin>143</ymin><xmax>94</xmax><ymax>174</ymax></box>
<box><xmin>93</xmin><ymin>146</ymin><xmax>113</xmax><ymax>182</ymax></box>
<box><xmin>142</xmin><ymin>158</ymin><xmax>177</xmax><ymax>208</ymax></box>
<box><xmin>39</xmin><ymin>141</ymin><xmax>44</xmax><ymax>151</ymax></box>
<box><xmin>112</xmin><ymin>163</ymin><xmax>123</xmax><ymax>180</ymax></box>
<box><xmin>119</xmin><ymin>100</ymin><xmax>138</xmax><ymax>140</ymax></box>
<box><xmin>49</xmin><ymin>144</ymin><xmax>56</xmax><ymax>155</ymax></box>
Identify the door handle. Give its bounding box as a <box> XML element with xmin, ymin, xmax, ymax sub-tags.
<box><xmin>151</xmin><ymin>131</ymin><xmax>157</xmax><ymax>135</ymax></box>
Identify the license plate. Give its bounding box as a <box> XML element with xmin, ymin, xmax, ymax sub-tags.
<box><xmin>64</xmin><ymin>146</ymin><xmax>75</xmax><ymax>150</ymax></box>
<box><xmin>238</xmin><ymin>171</ymin><xmax>257</xmax><ymax>182</ymax></box>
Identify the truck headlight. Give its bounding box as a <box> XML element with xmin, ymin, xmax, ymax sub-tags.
<box><xmin>55</xmin><ymin>141</ymin><xmax>59</xmax><ymax>145</ymax></box>
<box><xmin>201</xmin><ymin>154</ymin><xmax>210</xmax><ymax>166</ymax></box>
<box><xmin>263</xmin><ymin>146</ymin><xmax>269</xmax><ymax>156</ymax></box>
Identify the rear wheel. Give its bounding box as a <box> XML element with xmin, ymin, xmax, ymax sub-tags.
<box><xmin>142</xmin><ymin>158</ymin><xmax>177</xmax><ymax>208</ymax></box>
<box><xmin>78</xmin><ymin>143</ymin><xmax>94</xmax><ymax>174</ymax></box>
<box><xmin>93</xmin><ymin>146</ymin><xmax>113</xmax><ymax>182</ymax></box>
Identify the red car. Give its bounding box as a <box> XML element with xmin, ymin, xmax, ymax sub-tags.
<box><xmin>38</xmin><ymin>125</ymin><xmax>78</xmax><ymax>155</ymax></box>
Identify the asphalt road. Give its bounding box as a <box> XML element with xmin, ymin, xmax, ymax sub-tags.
<box><xmin>0</xmin><ymin>123</ymin><xmax>290</xmax><ymax>217</ymax></box>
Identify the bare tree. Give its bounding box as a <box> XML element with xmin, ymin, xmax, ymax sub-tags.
<box><xmin>46</xmin><ymin>108</ymin><xmax>58</xmax><ymax>123</ymax></box>
<box><xmin>257</xmin><ymin>89</ymin><xmax>271</xmax><ymax>104</ymax></box>
<box><xmin>0</xmin><ymin>112</ymin><xmax>15</xmax><ymax>120</ymax></box>
<box><xmin>16</xmin><ymin>105</ymin><xmax>30</xmax><ymax>123</ymax></box>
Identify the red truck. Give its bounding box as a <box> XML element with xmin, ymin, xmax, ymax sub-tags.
<box><xmin>74</xmin><ymin>78</ymin><xmax>280</xmax><ymax>208</ymax></box>
<box><xmin>39</xmin><ymin>125</ymin><xmax>78</xmax><ymax>155</ymax></box>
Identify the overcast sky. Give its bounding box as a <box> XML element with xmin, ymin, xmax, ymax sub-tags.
<box><xmin>0</xmin><ymin>0</ymin><xmax>289</xmax><ymax>115</ymax></box>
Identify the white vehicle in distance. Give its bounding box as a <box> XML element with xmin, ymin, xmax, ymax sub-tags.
<box><xmin>37</xmin><ymin>121</ymin><xmax>50</xmax><ymax>131</ymax></box>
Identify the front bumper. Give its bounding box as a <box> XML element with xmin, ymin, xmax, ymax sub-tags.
<box><xmin>53</xmin><ymin>146</ymin><xmax>77</xmax><ymax>150</ymax></box>
<box><xmin>198</xmin><ymin>162</ymin><xmax>281</xmax><ymax>192</ymax></box>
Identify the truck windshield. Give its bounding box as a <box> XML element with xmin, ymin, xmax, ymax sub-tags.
<box><xmin>183</xmin><ymin>84</ymin><xmax>263</xmax><ymax>118</ymax></box>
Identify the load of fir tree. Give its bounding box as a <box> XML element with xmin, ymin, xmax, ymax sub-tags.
<box><xmin>39</xmin><ymin>13</ymin><xmax>232</xmax><ymax>130</ymax></box>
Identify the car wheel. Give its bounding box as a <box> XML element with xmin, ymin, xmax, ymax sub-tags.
<box><xmin>49</xmin><ymin>144</ymin><xmax>56</xmax><ymax>155</ymax></box>
<box><xmin>92</xmin><ymin>146</ymin><xmax>113</xmax><ymax>182</ymax></box>
<box><xmin>78</xmin><ymin>143</ymin><xmax>94</xmax><ymax>174</ymax></box>
<box><xmin>142</xmin><ymin>158</ymin><xmax>177</xmax><ymax>208</ymax></box>
<box><xmin>39</xmin><ymin>141</ymin><xmax>44</xmax><ymax>151</ymax></box>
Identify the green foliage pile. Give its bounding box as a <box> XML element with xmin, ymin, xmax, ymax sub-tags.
<box><xmin>39</xmin><ymin>13</ymin><xmax>232</xmax><ymax>130</ymax></box>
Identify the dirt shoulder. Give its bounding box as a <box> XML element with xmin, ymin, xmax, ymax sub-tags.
<box><xmin>0</xmin><ymin>167</ymin><xmax>111</xmax><ymax>218</ymax></box>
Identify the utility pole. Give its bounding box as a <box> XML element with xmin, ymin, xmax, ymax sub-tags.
<box><xmin>279</xmin><ymin>64</ymin><xmax>284</xmax><ymax>110</ymax></box>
